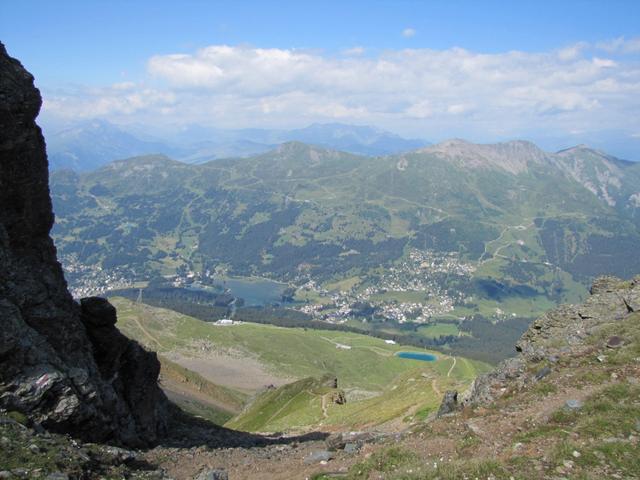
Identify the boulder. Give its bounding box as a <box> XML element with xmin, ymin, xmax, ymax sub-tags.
<box><xmin>564</xmin><ymin>399</ymin><xmax>583</xmax><ymax>411</ymax></box>
<box><xmin>304</xmin><ymin>450</ymin><xmax>334</xmax><ymax>464</ymax></box>
<box><xmin>606</xmin><ymin>336</ymin><xmax>624</xmax><ymax>349</ymax></box>
<box><xmin>534</xmin><ymin>366</ymin><xmax>552</xmax><ymax>381</ymax></box>
<box><xmin>325</xmin><ymin>431</ymin><xmax>378</xmax><ymax>451</ymax></box>
<box><xmin>332</xmin><ymin>390</ymin><xmax>347</xmax><ymax>405</ymax></box>
<box><xmin>590</xmin><ymin>276</ymin><xmax>620</xmax><ymax>295</ymax></box>
<box><xmin>437</xmin><ymin>390</ymin><xmax>459</xmax><ymax>417</ymax></box>
<box><xmin>196</xmin><ymin>469</ymin><xmax>228</xmax><ymax>480</ymax></box>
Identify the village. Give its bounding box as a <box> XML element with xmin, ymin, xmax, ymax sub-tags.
<box><xmin>295</xmin><ymin>249</ymin><xmax>476</xmax><ymax>324</ymax></box>
<box><xmin>61</xmin><ymin>248</ymin><xmax>477</xmax><ymax>325</ymax></box>
<box><xmin>60</xmin><ymin>253</ymin><xmax>135</xmax><ymax>298</ymax></box>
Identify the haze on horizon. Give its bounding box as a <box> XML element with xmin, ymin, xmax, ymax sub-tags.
<box><xmin>1</xmin><ymin>0</ymin><xmax>640</xmax><ymax>159</ymax></box>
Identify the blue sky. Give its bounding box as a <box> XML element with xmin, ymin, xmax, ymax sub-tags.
<box><xmin>2</xmin><ymin>0</ymin><xmax>640</xmax><ymax>157</ymax></box>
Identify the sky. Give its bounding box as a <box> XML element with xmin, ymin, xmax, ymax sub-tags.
<box><xmin>2</xmin><ymin>0</ymin><xmax>640</xmax><ymax>157</ymax></box>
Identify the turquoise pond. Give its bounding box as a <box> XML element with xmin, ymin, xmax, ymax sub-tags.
<box><xmin>396</xmin><ymin>351</ymin><xmax>437</xmax><ymax>362</ymax></box>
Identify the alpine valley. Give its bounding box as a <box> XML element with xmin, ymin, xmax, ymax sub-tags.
<box><xmin>50</xmin><ymin>139</ymin><xmax>640</xmax><ymax>362</ymax></box>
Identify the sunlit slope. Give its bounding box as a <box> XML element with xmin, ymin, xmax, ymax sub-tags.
<box><xmin>111</xmin><ymin>297</ymin><xmax>489</xmax><ymax>390</ymax></box>
<box><xmin>226</xmin><ymin>360</ymin><xmax>484</xmax><ymax>433</ymax></box>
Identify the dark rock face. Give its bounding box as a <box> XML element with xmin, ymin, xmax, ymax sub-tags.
<box><xmin>436</xmin><ymin>390</ymin><xmax>459</xmax><ymax>417</ymax></box>
<box><xmin>332</xmin><ymin>390</ymin><xmax>347</xmax><ymax>405</ymax></box>
<box><xmin>0</xmin><ymin>43</ymin><xmax>167</xmax><ymax>447</ymax></box>
<box><xmin>464</xmin><ymin>275</ymin><xmax>640</xmax><ymax>406</ymax></box>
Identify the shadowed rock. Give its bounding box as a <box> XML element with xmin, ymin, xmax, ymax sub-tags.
<box><xmin>606</xmin><ymin>336</ymin><xmax>624</xmax><ymax>349</ymax></box>
<box><xmin>437</xmin><ymin>390</ymin><xmax>459</xmax><ymax>417</ymax></box>
<box><xmin>0</xmin><ymin>42</ymin><xmax>167</xmax><ymax>447</ymax></box>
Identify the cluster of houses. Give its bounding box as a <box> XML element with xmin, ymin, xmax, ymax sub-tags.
<box><xmin>292</xmin><ymin>249</ymin><xmax>475</xmax><ymax>324</ymax></box>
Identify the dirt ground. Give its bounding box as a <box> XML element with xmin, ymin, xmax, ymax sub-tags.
<box><xmin>167</xmin><ymin>351</ymin><xmax>294</xmax><ymax>393</ymax></box>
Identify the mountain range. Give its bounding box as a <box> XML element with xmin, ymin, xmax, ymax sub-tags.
<box><xmin>50</xmin><ymin>139</ymin><xmax>640</xmax><ymax>324</ymax></box>
<box><xmin>43</xmin><ymin>120</ymin><xmax>430</xmax><ymax>171</ymax></box>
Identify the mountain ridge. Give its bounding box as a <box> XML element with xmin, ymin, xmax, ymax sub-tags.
<box><xmin>43</xmin><ymin>120</ymin><xmax>431</xmax><ymax>171</ymax></box>
<box><xmin>84</xmin><ymin>138</ymin><xmax>637</xmax><ymax>174</ymax></box>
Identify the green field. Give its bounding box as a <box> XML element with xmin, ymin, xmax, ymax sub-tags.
<box><xmin>416</xmin><ymin>323</ymin><xmax>461</xmax><ymax>338</ymax></box>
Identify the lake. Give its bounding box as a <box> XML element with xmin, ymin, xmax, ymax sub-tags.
<box><xmin>188</xmin><ymin>276</ymin><xmax>288</xmax><ymax>306</ymax></box>
<box><xmin>396</xmin><ymin>351</ymin><xmax>437</xmax><ymax>362</ymax></box>
<box><xmin>219</xmin><ymin>277</ymin><xmax>288</xmax><ymax>306</ymax></box>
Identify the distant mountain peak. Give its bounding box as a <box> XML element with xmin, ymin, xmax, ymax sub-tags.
<box><xmin>422</xmin><ymin>139</ymin><xmax>550</xmax><ymax>174</ymax></box>
<box><xmin>556</xmin><ymin>143</ymin><xmax>634</xmax><ymax>167</ymax></box>
<box><xmin>103</xmin><ymin>153</ymin><xmax>180</xmax><ymax>171</ymax></box>
<box><xmin>556</xmin><ymin>144</ymin><xmax>613</xmax><ymax>158</ymax></box>
<box><xmin>285</xmin><ymin>123</ymin><xmax>429</xmax><ymax>156</ymax></box>
<box><xmin>557</xmin><ymin>144</ymin><xmax>595</xmax><ymax>154</ymax></box>
<box><xmin>272</xmin><ymin>141</ymin><xmax>349</xmax><ymax>163</ymax></box>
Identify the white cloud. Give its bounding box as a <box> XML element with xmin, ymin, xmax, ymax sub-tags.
<box><xmin>597</xmin><ymin>36</ymin><xmax>640</xmax><ymax>54</ymax></box>
<box><xmin>342</xmin><ymin>46</ymin><xmax>365</xmax><ymax>56</ymax></box>
<box><xmin>402</xmin><ymin>28</ymin><xmax>416</xmax><ymax>38</ymax></box>
<box><xmin>592</xmin><ymin>57</ymin><xmax>617</xmax><ymax>68</ymax></box>
<box><xmin>405</xmin><ymin>100</ymin><xmax>432</xmax><ymax>118</ymax></box>
<box><xmin>41</xmin><ymin>43</ymin><xmax>640</xmax><ymax>142</ymax></box>
<box><xmin>111</xmin><ymin>81</ymin><xmax>137</xmax><ymax>90</ymax></box>
<box><xmin>447</xmin><ymin>103</ymin><xmax>474</xmax><ymax>115</ymax></box>
<box><xmin>43</xmin><ymin>83</ymin><xmax>176</xmax><ymax>119</ymax></box>
<box><xmin>556</xmin><ymin>42</ymin><xmax>588</xmax><ymax>61</ymax></box>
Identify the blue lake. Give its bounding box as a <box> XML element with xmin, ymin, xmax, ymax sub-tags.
<box><xmin>187</xmin><ymin>277</ymin><xmax>288</xmax><ymax>306</ymax></box>
<box><xmin>396</xmin><ymin>351</ymin><xmax>437</xmax><ymax>362</ymax></box>
<box><xmin>219</xmin><ymin>277</ymin><xmax>287</xmax><ymax>306</ymax></box>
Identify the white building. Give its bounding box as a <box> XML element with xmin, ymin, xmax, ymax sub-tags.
<box><xmin>214</xmin><ymin>319</ymin><xmax>235</xmax><ymax>326</ymax></box>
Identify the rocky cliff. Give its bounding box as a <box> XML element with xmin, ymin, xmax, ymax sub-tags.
<box><xmin>0</xmin><ymin>43</ymin><xmax>168</xmax><ymax>447</ymax></box>
<box><xmin>463</xmin><ymin>274</ymin><xmax>640</xmax><ymax>405</ymax></box>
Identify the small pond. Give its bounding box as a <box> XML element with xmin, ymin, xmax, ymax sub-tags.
<box><xmin>396</xmin><ymin>351</ymin><xmax>437</xmax><ymax>362</ymax></box>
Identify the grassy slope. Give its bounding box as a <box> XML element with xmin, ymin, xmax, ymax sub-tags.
<box><xmin>227</xmin><ymin>376</ymin><xmax>334</xmax><ymax>432</ymax></box>
<box><xmin>112</xmin><ymin>297</ymin><xmax>489</xmax><ymax>391</ymax></box>
<box><xmin>112</xmin><ymin>297</ymin><xmax>490</xmax><ymax>432</ymax></box>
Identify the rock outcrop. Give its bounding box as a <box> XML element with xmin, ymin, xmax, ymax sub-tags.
<box><xmin>462</xmin><ymin>275</ymin><xmax>640</xmax><ymax>406</ymax></box>
<box><xmin>0</xmin><ymin>43</ymin><xmax>167</xmax><ymax>446</ymax></box>
<box><xmin>436</xmin><ymin>390</ymin><xmax>459</xmax><ymax>417</ymax></box>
